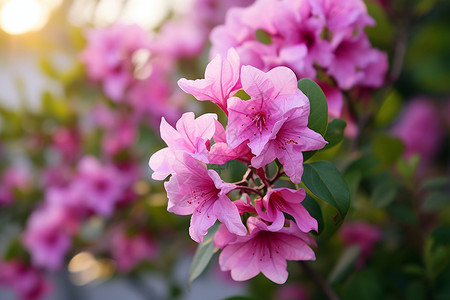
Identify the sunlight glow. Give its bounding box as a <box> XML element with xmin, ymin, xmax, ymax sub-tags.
<box><xmin>0</xmin><ymin>0</ymin><xmax>49</xmax><ymax>35</ymax></box>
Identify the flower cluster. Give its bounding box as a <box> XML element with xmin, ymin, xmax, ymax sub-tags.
<box><xmin>210</xmin><ymin>0</ymin><xmax>388</xmax><ymax>119</ymax></box>
<box><xmin>150</xmin><ymin>49</ymin><xmax>327</xmax><ymax>283</ymax></box>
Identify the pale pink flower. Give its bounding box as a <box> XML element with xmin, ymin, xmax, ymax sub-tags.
<box><xmin>164</xmin><ymin>152</ymin><xmax>246</xmax><ymax>243</ymax></box>
<box><xmin>0</xmin><ymin>260</ymin><xmax>51</xmax><ymax>300</ymax></box>
<box><xmin>255</xmin><ymin>188</ymin><xmax>317</xmax><ymax>232</ymax></box>
<box><xmin>0</xmin><ymin>167</ymin><xmax>31</xmax><ymax>206</ymax></box>
<box><xmin>215</xmin><ymin>217</ymin><xmax>316</xmax><ymax>284</ymax></box>
<box><xmin>110</xmin><ymin>227</ymin><xmax>158</xmax><ymax>272</ymax></box>
<box><xmin>178</xmin><ymin>48</ymin><xmax>242</xmax><ymax>113</ymax></box>
<box><xmin>339</xmin><ymin>221</ymin><xmax>381</xmax><ymax>268</ymax></box>
<box><xmin>149</xmin><ymin>112</ymin><xmax>217</xmax><ymax>180</ymax></box>
<box><xmin>392</xmin><ymin>98</ymin><xmax>444</xmax><ymax>162</ymax></box>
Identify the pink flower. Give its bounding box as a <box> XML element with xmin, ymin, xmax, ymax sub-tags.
<box><xmin>110</xmin><ymin>227</ymin><xmax>158</xmax><ymax>272</ymax></box>
<box><xmin>22</xmin><ymin>204</ymin><xmax>73</xmax><ymax>270</ymax></box>
<box><xmin>215</xmin><ymin>217</ymin><xmax>316</xmax><ymax>284</ymax></box>
<box><xmin>391</xmin><ymin>98</ymin><xmax>444</xmax><ymax>162</ymax></box>
<box><xmin>52</xmin><ymin>128</ymin><xmax>80</xmax><ymax>160</ymax></box>
<box><xmin>255</xmin><ymin>188</ymin><xmax>317</xmax><ymax>232</ymax></box>
<box><xmin>72</xmin><ymin>156</ymin><xmax>126</xmax><ymax>216</ymax></box>
<box><xmin>339</xmin><ymin>221</ymin><xmax>381</xmax><ymax>268</ymax></box>
<box><xmin>0</xmin><ymin>260</ymin><xmax>51</xmax><ymax>300</ymax></box>
<box><xmin>149</xmin><ymin>112</ymin><xmax>217</xmax><ymax>180</ymax></box>
<box><xmin>81</xmin><ymin>24</ymin><xmax>152</xmax><ymax>101</ymax></box>
<box><xmin>164</xmin><ymin>152</ymin><xmax>246</xmax><ymax>243</ymax></box>
<box><xmin>227</xmin><ymin>65</ymin><xmax>326</xmax><ymax>182</ymax></box>
<box><xmin>178</xmin><ymin>48</ymin><xmax>241</xmax><ymax>113</ymax></box>
<box><xmin>0</xmin><ymin>166</ymin><xmax>31</xmax><ymax>206</ymax></box>
<box><xmin>226</xmin><ymin>65</ymin><xmax>300</xmax><ymax>153</ymax></box>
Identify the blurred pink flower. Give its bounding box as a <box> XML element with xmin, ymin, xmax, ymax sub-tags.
<box><xmin>215</xmin><ymin>217</ymin><xmax>316</xmax><ymax>284</ymax></box>
<box><xmin>22</xmin><ymin>204</ymin><xmax>74</xmax><ymax>271</ymax></box>
<box><xmin>0</xmin><ymin>167</ymin><xmax>31</xmax><ymax>206</ymax></box>
<box><xmin>72</xmin><ymin>156</ymin><xmax>127</xmax><ymax>216</ymax></box>
<box><xmin>81</xmin><ymin>24</ymin><xmax>152</xmax><ymax>101</ymax></box>
<box><xmin>339</xmin><ymin>221</ymin><xmax>381</xmax><ymax>268</ymax></box>
<box><xmin>277</xmin><ymin>284</ymin><xmax>310</xmax><ymax>300</ymax></box>
<box><xmin>52</xmin><ymin>128</ymin><xmax>80</xmax><ymax>160</ymax></box>
<box><xmin>0</xmin><ymin>260</ymin><xmax>51</xmax><ymax>300</ymax></box>
<box><xmin>392</xmin><ymin>98</ymin><xmax>444</xmax><ymax>162</ymax></box>
<box><xmin>110</xmin><ymin>227</ymin><xmax>158</xmax><ymax>272</ymax></box>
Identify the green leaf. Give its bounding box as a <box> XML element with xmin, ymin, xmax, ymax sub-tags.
<box><xmin>374</xmin><ymin>90</ymin><xmax>402</xmax><ymax>127</ymax></box>
<box><xmin>343</xmin><ymin>270</ymin><xmax>383</xmax><ymax>300</ymax></box>
<box><xmin>298</xmin><ymin>78</ymin><xmax>328</xmax><ymax>136</ymax></box>
<box><xmin>372</xmin><ymin>172</ymin><xmax>400</xmax><ymax>208</ymax></box>
<box><xmin>302</xmin><ymin>194</ymin><xmax>324</xmax><ymax>235</ymax></box>
<box><xmin>328</xmin><ymin>245</ymin><xmax>361</xmax><ymax>285</ymax></box>
<box><xmin>302</xmin><ymin>161</ymin><xmax>350</xmax><ymax>225</ymax></box>
<box><xmin>323</xmin><ymin>118</ymin><xmax>346</xmax><ymax>150</ymax></box>
<box><xmin>189</xmin><ymin>223</ymin><xmax>220</xmax><ymax>287</ymax></box>
<box><xmin>255</xmin><ymin>29</ymin><xmax>272</xmax><ymax>45</ymax></box>
<box><xmin>422</xmin><ymin>192</ymin><xmax>450</xmax><ymax>212</ymax></box>
<box><xmin>298</xmin><ymin>78</ymin><xmax>329</xmax><ymax>161</ymax></box>
<box><xmin>233</xmin><ymin>90</ymin><xmax>251</xmax><ymax>100</ymax></box>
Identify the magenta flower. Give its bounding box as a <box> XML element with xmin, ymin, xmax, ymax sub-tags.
<box><xmin>72</xmin><ymin>156</ymin><xmax>126</xmax><ymax>216</ymax></box>
<box><xmin>149</xmin><ymin>112</ymin><xmax>217</xmax><ymax>180</ymax></box>
<box><xmin>339</xmin><ymin>221</ymin><xmax>382</xmax><ymax>268</ymax></box>
<box><xmin>110</xmin><ymin>227</ymin><xmax>158</xmax><ymax>272</ymax></box>
<box><xmin>164</xmin><ymin>152</ymin><xmax>246</xmax><ymax>243</ymax></box>
<box><xmin>178</xmin><ymin>48</ymin><xmax>241</xmax><ymax>113</ymax></box>
<box><xmin>392</xmin><ymin>98</ymin><xmax>444</xmax><ymax>163</ymax></box>
<box><xmin>255</xmin><ymin>188</ymin><xmax>317</xmax><ymax>232</ymax></box>
<box><xmin>22</xmin><ymin>204</ymin><xmax>73</xmax><ymax>271</ymax></box>
<box><xmin>215</xmin><ymin>217</ymin><xmax>316</xmax><ymax>284</ymax></box>
<box><xmin>0</xmin><ymin>260</ymin><xmax>51</xmax><ymax>300</ymax></box>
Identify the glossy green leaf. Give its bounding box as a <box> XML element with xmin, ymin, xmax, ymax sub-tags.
<box><xmin>298</xmin><ymin>78</ymin><xmax>329</xmax><ymax>161</ymax></box>
<box><xmin>302</xmin><ymin>161</ymin><xmax>350</xmax><ymax>225</ymax></box>
<box><xmin>189</xmin><ymin>223</ymin><xmax>219</xmax><ymax>287</ymax></box>
<box><xmin>298</xmin><ymin>78</ymin><xmax>328</xmax><ymax>136</ymax></box>
<box><xmin>323</xmin><ymin>118</ymin><xmax>346</xmax><ymax>150</ymax></box>
<box><xmin>302</xmin><ymin>194</ymin><xmax>324</xmax><ymax>235</ymax></box>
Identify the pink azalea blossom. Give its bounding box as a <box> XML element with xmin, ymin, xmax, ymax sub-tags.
<box><xmin>110</xmin><ymin>227</ymin><xmax>158</xmax><ymax>272</ymax></box>
<box><xmin>0</xmin><ymin>260</ymin><xmax>51</xmax><ymax>300</ymax></box>
<box><xmin>255</xmin><ymin>188</ymin><xmax>317</xmax><ymax>232</ymax></box>
<box><xmin>227</xmin><ymin>65</ymin><xmax>326</xmax><ymax>182</ymax></box>
<box><xmin>178</xmin><ymin>48</ymin><xmax>241</xmax><ymax>113</ymax></box>
<box><xmin>0</xmin><ymin>167</ymin><xmax>30</xmax><ymax>206</ymax></box>
<box><xmin>164</xmin><ymin>152</ymin><xmax>246</xmax><ymax>243</ymax></box>
<box><xmin>391</xmin><ymin>98</ymin><xmax>444</xmax><ymax>162</ymax></box>
<box><xmin>339</xmin><ymin>221</ymin><xmax>382</xmax><ymax>268</ymax></box>
<box><xmin>215</xmin><ymin>217</ymin><xmax>316</xmax><ymax>284</ymax></box>
<box><xmin>149</xmin><ymin>112</ymin><xmax>217</xmax><ymax>180</ymax></box>
<box><xmin>52</xmin><ymin>128</ymin><xmax>80</xmax><ymax>161</ymax></box>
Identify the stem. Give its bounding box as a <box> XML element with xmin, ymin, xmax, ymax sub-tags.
<box><xmin>300</xmin><ymin>261</ymin><xmax>340</xmax><ymax>300</ymax></box>
<box><xmin>234</xmin><ymin>185</ymin><xmax>264</xmax><ymax>198</ymax></box>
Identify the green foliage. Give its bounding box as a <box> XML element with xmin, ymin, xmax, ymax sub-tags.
<box><xmin>302</xmin><ymin>161</ymin><xmax>350</xmax><ymax>235</ymax></box>
<box><xmin>298</xmin><ymin>78</ymin><xmax>329</xmax><ymax>161</ymax></box>
<box><xmin>323</xmin><ymin>118</ymin><xmax>346</xmax><ymax>150</ymax></box>
<box><xmin>188</xmin><ymin>223</ymin><xmax>219</xmax><ymax>287</ymax></box>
